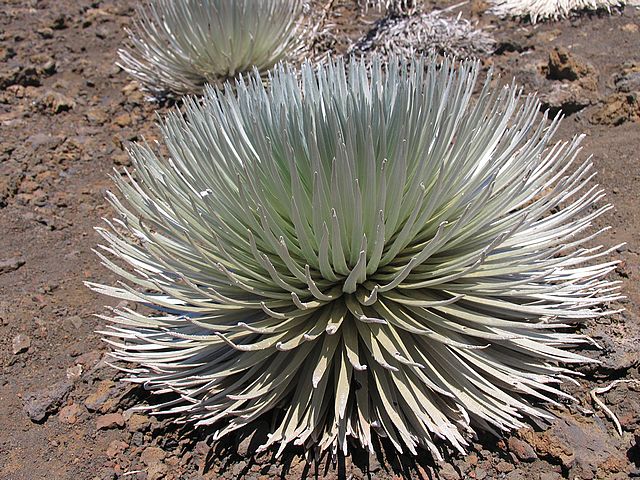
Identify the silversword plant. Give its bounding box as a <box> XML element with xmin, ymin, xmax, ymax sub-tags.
<box><xmin>90</xmin><ymin>56</ymin><xmax>621</xmax><ymax>458</ymax></box>
<box><xmin>489</xmin><ymin>0</ymin><xmax>625</xmax><ymax>22</ymax></box>
<box><xmin>350</xmin><ymin>10</ymin><xmax>495</xmax><ymax>60</ymax></box>
<box><xmin>118</xmin><ymin>0</ymin><xmax>306</xmax><ymax>97</ymax></box>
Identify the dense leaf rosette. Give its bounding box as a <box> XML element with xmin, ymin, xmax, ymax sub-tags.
<box><xmin>118</xmin><ymin>0</ymin><xmax>306</xmax><ymax>96</ymax></box>
<box><xmin>90</xmin><ymin>56</ymin><xmax>621</xmax><ymax>458</ymax></box>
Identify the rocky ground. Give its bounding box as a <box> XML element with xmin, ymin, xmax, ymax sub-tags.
<box><xmin>0</xmin><ymin>0</ymin><xmax>639</xmax><ymax>479</ymax></box>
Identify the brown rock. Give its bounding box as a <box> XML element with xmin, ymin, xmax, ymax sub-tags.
<box><xmin>519</xmin><ymin>416</ymin><xmax>625</xmax><ymax>475</ymax></box>
<box><xmin>84</xmin><ymin>380</ymin><xmax>115</xmax><ymax>412</ymax></box>
<box><xmin>18</xmin><ymin>180</ymin><xmax>39</xmax><ymax>194</ymax></box>
<box><xmin>547</xmin><ymin>47</ymin><xmax>596</xmax><ymax>85</ymax></box>
<box><xmin>122</xmin><ymin>81</ymin><xmax>144</xmax><ymax>104</ymax></box>
<box><xmin>58</xmin><ymin>403</ymin><xmax>83</xmax><ymax>424</ymax></box>
<box><xmin>147</xmin><ymin>463</ymin><xmax>168</xmax><ymax>480</ymax></box>
<box><xmin>68</xmin><ymin>315</ymin><xmax>83</xmax><ymax>329</ymax></box>
<box><xmin>495</xmin><ymin>461</ymin><xmax>514</xmax><ymax>473</ymax></box>
<box><xmin>508</xmin><ymin>436</ymin><xmax>537</xmax><ymax>462</ymax></box>
<box><xmin>75</xmin><ymin>350</ymin><xmax>102</xmax><ymax>368</ymax></box>
<box><xmin>194</xmin><ymin>441</ymin><xmax>210</xmax><ymax>473</ymax></box>
<box><xmin>12</xmin><ymin>333</ymin><xmax>31</xmax><ymax>354</ymax></box>
<box><xmin>141</xmin><ymin>446</ymin><xmax>166</xmax><ymax>466</ymax></box>
<box><xmin>1</xmin><ymin>257</ymin><xmax>25</xmax><ymax>275</ymax></box>
<box><xmin>38</xmin><ymin>91</ymin><xmax>76</xmax><ymax>114</ymax></box>
<box><xmin>518</xmin><ymin>426</ymin><xmax>574</xmax><ymax>469</ymax></box>
<box><xmin>591</xmin><ymin>93</ymin><xmax>640</xmax><ymax>126</ymax></box>
<box><xmin>113</xmin><ymin>151</ymin><xmax>131</xmax><ymax>166</ymax></box>
<box><xmin>96</xmin><ymin>412</ymin><xmax>124</xmax><ymax>430</ymax></box>
<box><xmin>114</xmin><ymin>113</ymin><xmax>132</xmax><ymax>128</ymax></box>
<box><xmin>105</xmin><ymin>440</ymin><xmax>128</xmax><ymax>458</ymax></box>
<box><xmin>540</xmin><ymin>82</ymin><xmax>597</xmax><ymax>115</ymax></box>
<box><xmin>66</xmin><ymin>364</ymin><xmax>83</xmax><ymax>381</ymax></box>
<box><xmin>85</xmin><ymin>107</ymin><xmax>108</xmax><ymax>125</ymax></box>
<box><xmin>122</xmin><ymin>81</ymin><xmax>139</xmax><ymax>95</ymax></box>
<box><xmin>597</xmin><ymin>455</ymin><xmax>627</xmax><ymax>477</ymax></box>
<box><xmin>438</xmin><ymin>463</ymin><xmax>460</xmax><ymax>480</ymax></box>
<box><xmin>126</xmin><ymin>413</ymin><xmax>150</xmax><ymax>432</ymax></box>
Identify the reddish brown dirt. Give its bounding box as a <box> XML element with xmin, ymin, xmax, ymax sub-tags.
<box><xmin>0</xmin><ymin>1</ymin><xmax>639</xmax><ymax>479</ymax></box>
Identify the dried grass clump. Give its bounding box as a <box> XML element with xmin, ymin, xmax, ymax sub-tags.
<box><xmin>489</xmin><ymin>0</ymin><xmax>625</xmax><ymax>22</ymax></box>
<box><xmin>349</xmin><ymin>10</ymin><xmax>495</xmax><ymax>60</ymax></box>
<box><xmin>118</xmin><ymin>0</ymin><xmax>307</xmax><ymax>97</ymax></box>
<box><xmin>90</xmin><ymin>56</ymin><xmax>620</xmax><ymax>459</ymax></box>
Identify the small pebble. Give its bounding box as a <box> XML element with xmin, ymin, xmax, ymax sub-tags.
<box><xmin>66</xmin><ymin>364</ymin><xmax>83</xmax><ymax>381</ymax></box>
<box><xmin>106</xmin><ymin>440</ymin><xmax>128</xmax><ymax>458</ymax></box>
<box><xmin>496</xmin><ymin>461</ymin><xmax>514</xmax><ymax>473</ymax></box>
<box><xmin>12</xmin><ymin>334</ymin><xmax>31</xmax><ymax>354</ymax></box>
<box><xmin>59</xmin><ymin>403</ymin><xmax>83</xmax><ymax>425</ymax></box>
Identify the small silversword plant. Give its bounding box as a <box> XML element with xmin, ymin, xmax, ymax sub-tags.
<box><xmin>118</xmin><ymin>0</ymin><xmax>307</xmax><ymax>97</ymax></box>
<box><xmin>90</xmin><ymin>56</ymin><xmax>621</xmax><ymax>458</ymax></box>
<box><xmin>350</xmin><ymin>10</ymin><xmax>495</xmax><ymax>60</ymax></box>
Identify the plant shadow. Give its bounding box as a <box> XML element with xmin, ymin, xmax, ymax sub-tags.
<box><xmin>118</xmin><ymin>385</ymin><xmax>457</xmax><ymax>479</ymax></box>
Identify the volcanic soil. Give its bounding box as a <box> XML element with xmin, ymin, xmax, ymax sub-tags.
<box><xmin>1</xmin><ymin>0</ymin><xmax>639</xmax><ymax>479</ymax></box>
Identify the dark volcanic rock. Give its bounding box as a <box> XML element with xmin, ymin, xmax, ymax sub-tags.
<box><xmin>615</xmin><ymin>71</ymin><xmax>640</xmax><ymax>93</ymax></box>
<box><xmin>0</xmin><ymin>66</ymin><xmax>41</xmax><ymax>90</ymax></box>
<box><xmin>518</xmin><ymin>416</ymin><xmax>629</xmax><ymax>478</ymax></box>
<box><xmin>23</xmin><ymin>380</ymin><xmax>73</xmax><ymax>423</ymax></box>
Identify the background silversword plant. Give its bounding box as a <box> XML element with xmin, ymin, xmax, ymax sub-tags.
<box><xmin>349</xmin><ymin>9</ymin><xmax>495</xmax><ymax>60</ymax></box>
<box><xmin>489</xmin><ymin>0</ymin><xmax>625</xmax><ymax>22</ymax></box>
<box><xmin>89</xmin><ymin>56</ymin><xmax>622</xmax><ymax>458</ymax></box>
<box><xmin>118</xmin><ymin>0</ymin><xmax>307</xmax><ymax>97</ymax></box>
